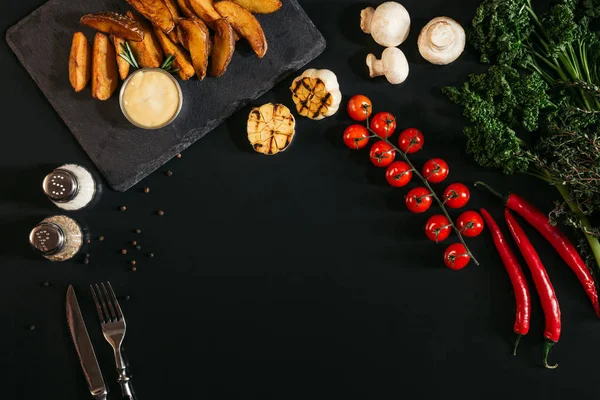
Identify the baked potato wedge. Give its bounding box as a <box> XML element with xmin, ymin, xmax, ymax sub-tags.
<box><xmin>176</xmin><ymin>0</ymin><xmax>197</xmax><ymax>18</ymax></box>
<box><xmin>209</xmin><ymin>19</ymin><xmax>235</xmax><ymax>77</ymax></box>
<box><xmin>188</xmin><ymin>0</ymin><xmax>222</xmax><ymax>30</ymax></box>
<box><xmin>164</xmin><ymin>0</ymin><xmax>182</xmax><ymax>42</ymax></box>
<box><xmin>80</xmin><ymin>12</ymin><xmax>144</xmax><ymax>42</ymax></box>
<box><xmin>227</xmin><ymin>0</ymin><xmax>282</xmax><ymax>14</ymax></box>
<box><xmin>91</xmin><ymin>32</ymin><xmax>118</xmax><ymax>100</ymax></box>
<box><xmin>214</xmin><ymin>1</ymin><xmax>267</xmax><ymax>58</ymax></box>
<box><xmin>126</xmin><ymin>11</ymin><xmax>164</xmax><ymax>68</ymax></box>
<box><xmin>177</xmin><ymin>18</ymin><xmax>211</xmax><ymax>79</ymax></box>
<box><xmin>153</xmin><ymin>26</ymin><xmax>196</xmax><ymax>80</ymax></box>
<box><xmin>110</xmin><ymin>35</ymin><xmax>130</xmax><ymax>80</ymax></box>
<box><xmin>125</xmin><ymin>0</ymin><xmax>176</xmax><ymax>34</ymax></box>
<box><xmin>69</xmin><ymin>32</ymin><xmax>92</xmax><ymax>92</ymax></box>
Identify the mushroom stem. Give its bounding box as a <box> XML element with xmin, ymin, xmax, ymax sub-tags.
<box><xmin>428</xmin><ymin>21</ymin><xmax>456</xmax><ymax>51</ymax></box>
<box><xmin>366</xmin><ymin>53</ymin><xmax>384</xmax><ymax>79</ymax></box>
<box><xmin>360</xmin><ymin>7</ymin><xmax>375</xmax><ymax>34</ymax></box>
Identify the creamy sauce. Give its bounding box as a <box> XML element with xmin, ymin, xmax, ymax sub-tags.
<box><xmin>122</xmin><ymin>70</ymin><xmax>180</xmax><ymax>128</ymax></box>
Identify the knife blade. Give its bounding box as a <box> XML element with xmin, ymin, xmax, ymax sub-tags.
<box><xmin>66</xmin><ymin>285</ymin><xmax>108</xmax><ymax>400</ymax></box>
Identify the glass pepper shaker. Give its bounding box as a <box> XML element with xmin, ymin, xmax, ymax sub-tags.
<box><xmin>42</xmin><ymin>164</ymin><xmax>97</xmax><ymax>210</ymax></box>
<box><xmin>29</xmin><ymin>215</ymin><xmax>84</xmax><ymax>262</ymax></box>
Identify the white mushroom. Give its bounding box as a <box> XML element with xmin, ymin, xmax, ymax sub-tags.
<box><xmin>366</xmin><ymin>47</ymin><xmax>409</xmax><ymax>85</ymax></box>
<box><xmin>361</xmin><ymin>2</ymin><xmax>411</xmax><ymax>48</ymax></box>
<box><xmin>417</xmin><ymin>17</ymin><xmax>466</xmax><ymax>65</ymax></box>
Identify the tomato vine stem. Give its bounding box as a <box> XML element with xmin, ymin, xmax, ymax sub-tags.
<box><xmin>365</xmin><ymin>117</ymin><xmax>480</xmax><ymax>266</ymax></box>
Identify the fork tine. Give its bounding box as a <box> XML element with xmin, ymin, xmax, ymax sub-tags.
<box><xmin>106</xmin><ymin>282</ymin><xmax>123</xmax><ymax>320</ymax></box>
<box><xmin>100</xmin><ymin>282</ymin><xmax>117</xmax><ymax>322</ymax></box>
<box><xmin>90</xmin><ymin>284</ymin><xmax>106</xmax><ymax>323</ymax></box>
<box><xmin>95</xmin><ymin>284</ymin><xmax>112</xmax><ymax>323</ymax></box>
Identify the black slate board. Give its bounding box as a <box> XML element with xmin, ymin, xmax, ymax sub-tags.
<box><xmin>6</xmin><ymin>0</ymin><xmax>325</xmax><ymax>191</ymax></box>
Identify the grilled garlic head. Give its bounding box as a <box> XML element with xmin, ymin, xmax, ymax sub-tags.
<box><xmin>290</xmin><ymin>69</ymin><xmax>341</xmax><ymax>120</ymax></box>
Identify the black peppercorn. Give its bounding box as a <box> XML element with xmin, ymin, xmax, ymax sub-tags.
<box><xmin>121</xmin><ymin>249</ymin><xmax>128</xmax><ymax>255</ymax></box>
<box><xmin>28</xmin><ymin>325</ymin><xmax>36</xmax><ymax>331</ymax></box>
<box><xmin>166</xmin><ymin>170</ymin><xmax>173</xmax><ymax>177</ymax></box>
<box><xmin>83</xmin><ymin>258</ymin><xmax>90</xmax><ymax>265</ymax></box>
<box><xmin>124</xmin><ymin>295</ymin><xmax>131</xmax><ymax>301</ymax></box>
<box><xmin>147</xmin><ymin>253</ymin><xmax>154</xmax><ymax>258</ymax></box>
<box><xmin>143</xmin><ymin>187</ymin><xmax>151</xmax><ymax>193</ymax></box>
<box><xmin>86</xmin><ymin>239</ymin><xmax>91</xmax><ymax>244</ymax></box>
<box><xmin>135</xmin><ymin>229</ymin><xmax>142</xmax><ymax>234</ymax></box>
<box><xmin>42</xmin><ymin>281</ymin><xmax>50</xmax><ymax>287</ymax></box>
<box><xmin>85</xmin><ymin>253</ymin><xmax>91</xmax><ymax>258</ymax></box>
<box><xmin>136</xmin><ymin>245</ymin><xmax>142</xmax><ymax>250</ymax></box>
<box><xmin>131</xmin><ymin>266</ymin><xmax>137</xmax><ymax>272</ymax></box>
<box><xmin>98</xmin><ymin>236</ymin><xmax>104</xmax><ymax>241</ymax></box>
<box><xmin>157</xmin><ymin>210</ymin><xmax>165</xmax><ymax>216</ymax></box>
<box><xmin>120</xmin><ymin>205</ymin><xmax>127</xmax><ymax>211</ymax></box>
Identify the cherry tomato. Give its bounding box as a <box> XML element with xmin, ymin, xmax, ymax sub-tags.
<box><xmin>370</xmin><ymin>112</ymin><xmax>397</xmax><ymax>139</ymax></box>
<box><xmin>443</xmin><ymin>183</ymin><xmax>470</xmax><ymax>208</ymax></box>
<box><xmin>343</xmin><ymin>125</ymin><xmax>370</xmax><ymax>150</ymax></box>
<box><xmin>457</xmin><ymin>211</ymin><xmax>485</xmax><ymax>237</ymax></box>
<box><xmin>398</xmin><ymin>128</ymin><xmax>424</xmax><ymax>154</ymax></box>
<box><xmin>405</xmin><ymin>187</ymin><xmax>433</xmax><ymax>213</ymax></box>
<box><xmin>347</xmin><ymin>95</ymin><xmax>373</xmax><ymax>121</ymax></box>
<box><xmin>444</xmin><ymin>243</ymin><xmax>471</xmax><ymax>270</ymax></box>
<box><xmin>369</xmin><ymin>140</ymin><xmax>396</xmax><ymax>167</ymax></box>
<box><xmin>422</xmin><ymin>158</ymin><xmax>449</xmax><ymax>184</ymax></box>
<box><xmin>425</xmin><ymin>215</ymin><xmax>452</xmax><ymax>243</ymax></box>
<box><xmin>385</xmin><ymin>161</ymin><xmax>412</xmax><ymax>187</ymax></box>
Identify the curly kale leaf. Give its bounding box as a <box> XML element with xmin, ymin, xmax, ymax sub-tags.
<box><xmin>443</xmin><ymin>66</ymin><xmax>553</xmax><ymax>174</ymax></box>
<box><xmin>470</xmin><ymin>0</ymin><xmax>534</xmax><ymax>66</ymax></box>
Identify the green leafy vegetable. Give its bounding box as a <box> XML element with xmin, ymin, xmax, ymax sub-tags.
<box><xmin>445</xmin><ymin>0</ymin><xmax>600</xmax><ymax>270</ymax></box>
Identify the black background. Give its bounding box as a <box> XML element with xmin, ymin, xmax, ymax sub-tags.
<box><xmin>2</xmin><ymin>0</ymin><xmax>600</xmax><ymax>399</ymax></box>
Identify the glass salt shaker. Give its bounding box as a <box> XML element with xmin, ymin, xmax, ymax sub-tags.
<box><xmin>29</xmin><ymin>215</ymin><xmax>84</xmax><ymax>262</ymax></box>
<box><xmin>42</xmin><ymin>164</ymin><xmax>97</xmax><ymax>210</ymax></box>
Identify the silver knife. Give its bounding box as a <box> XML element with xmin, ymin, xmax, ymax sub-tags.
<box><xmin>66</xmin><ymin>285</ymin><xmax>108</xmax><ymax>400</ymax></box>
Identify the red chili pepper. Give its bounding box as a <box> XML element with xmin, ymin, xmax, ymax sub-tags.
<box><xmin>480</xmin><ymin>208</ymin><xmax>531</xmax><ymax>356</ymax></box>
<box><xmin>476</xmin><ymin>181</ymin><xmax>600</xmax><ymax>317</ymax></box>
<box><xmin>505</xmin><ymin>209</ymin><xmax>561</xmax><ymax>369</ymax></box>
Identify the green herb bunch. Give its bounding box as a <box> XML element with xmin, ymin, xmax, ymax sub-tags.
<box><xmin>443</xmin><ymin>0</ymin><xmax>600</xmax><ymax>269</ymax></box>
<box><xmin>119</xmin><ymin>42</ymin><xmax>179</xmax><ymax>73</ymax></box>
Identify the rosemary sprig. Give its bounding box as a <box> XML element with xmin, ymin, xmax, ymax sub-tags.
<box><xmin>160</xmin><ymin>54</ymin><xmax>179</xmax><ymax>73</ymax></box>
<box><xmin>119</xmin><ymin>42</ymin><xmax>139</xmax><ymax>69</ymax></box>
<box><xmin>118</xmin><ymin>42</ymin><xmax>179</xmax><ymax>75</ymax></box>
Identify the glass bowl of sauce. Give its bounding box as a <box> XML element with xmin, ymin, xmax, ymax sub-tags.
<box><xmin>119</xmin><ymin>68</ymin><xmax>183</xmax><ymax>130</ymax></box>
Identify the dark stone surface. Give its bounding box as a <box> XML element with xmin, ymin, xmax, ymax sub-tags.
<box><xmin>6</xmin><ymin>0</ymin><xmax>325</xmax><ymax>191</ymax></box>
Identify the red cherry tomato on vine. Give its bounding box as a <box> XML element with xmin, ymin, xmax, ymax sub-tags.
<box><xmin>343</xmin><ymin>125</ymin><xmax>370</xmax><ymax>150</ymax></box>
<box><xmin>398</xmin><ymin>128</ymin><xmax>424</xmax><ymax>154</ymax></box>
<box><xmin>457</xmin><ymin>211</ymin><xmax>485</xmax><ymax>237</ymax></box>
<box><xmin>405</xmin><ymin>187</ymin><xmax>433</xmax><ymax>213</ymax></box>
<box><xmin>370</xmin><ymin>112</ymin><xmax>397</xmax><ymax>139</ymax></box>
<box><xmin>443</xmin><ymin>183</ymin><xmax>470</xmax><ymax>209</ymax></box>
<box><xmin>347</xmin><ymin>95</ymin><xmax>373</xmax><ymax>121</ymax></box>
<box><xmin>425</xmin><ymin>215</ymin><xmax>452</xmax><ymax>243</ymax></box>
<box><xmin>422</xmin><ymin>158</ymin><xmax>449</xmax><ymax>184</ymax></box>
<box><xmin>385</xmin><ymin>161</ymin><xmax>412</xmax><ymax>187</ymax></box>
<box><xmin>369</xmin><ymin>140</ymin><xmax>396</xmax><ymax>167</ymax></box>
<box><xmin>444</xmin><ymin>243</ymin><xmax>471</xmax><ymax>270</ymax></box>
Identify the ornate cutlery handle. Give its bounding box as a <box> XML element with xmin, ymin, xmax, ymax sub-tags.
<box><xmin>116</xmin><ymin>347</ymin><xmax>135</xmax><ymax>399</ymax></box>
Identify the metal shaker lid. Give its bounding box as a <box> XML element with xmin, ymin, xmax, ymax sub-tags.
<box><xmin>43</xmin><ymin>169</ymin><xmax>79</xmax><ymax>202</ymax></box>
<box><xmin>29</xmin><ymin>222</ymin><xmax>66</xmax><ymax>255</ymax></box>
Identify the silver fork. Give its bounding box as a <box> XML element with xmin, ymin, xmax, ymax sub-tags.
<box><xmin>90</xmin><ymin>282</ymin><xmax>135</xmax><ymax>400</ymax></box>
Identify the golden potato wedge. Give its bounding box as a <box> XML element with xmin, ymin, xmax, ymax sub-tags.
<box><xmin>126</xmin><ymin>11</ymin><xmax>164</xmax><ymax>68</ymax></box>
<box><xmin>125</xmin><ymin>0</ymin><xmax>176</xmax><ymax>34</ymax></box>
<box><xmin>209</xmin><ymin>19</ymin><xmax>235</xmax><ymax>77</ymax></box>
<box><xmin>215</xmin><ymin>1</ymin><xmax>267</xmax><ymax>57</ymax></box>
<box><xmin>153</xmin><ymin>26</ymin><xmax>196</xmax><ymax>80</ymax></box>
<box><xmin>227</xmin><ymin>0</ymin><xmax>281</xmax><ymax>14</ymax></box>
<box><xmin>164</xmin><ymin>0</ymin><xmax>182</xmax><ymax>42</ymax></box>
<box><xmin>69</xmin><ymin>32</ymin><xmax>92</xmax><ymax>92</ymax></box>
<box><xmin>110</xmin><ymin>35</ymin><xmax>130</xmax><ymax>80</ymax></box>
<box><xmin>188</xmin><ymin>0</ymin><xmax>221</xmax><ymax>29</ymax></box>
<box><xmin>176</xmin><ymin>0</ymin><xmax>197</xmax><ymax>18</ymax></box>
<box><xmin>178</xmin><ymin>18</ymin><xmax>211</xmax><ymax>79</ymax></box>
<box><xmin>91</xmin><ymin>32</ymin><xmax>118</xmax><ymax>101</ymax></box>
<box><xmin>80</xmin><ymin>12</ymin><xmax>144</xmax><ymax>42</ymax></box>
